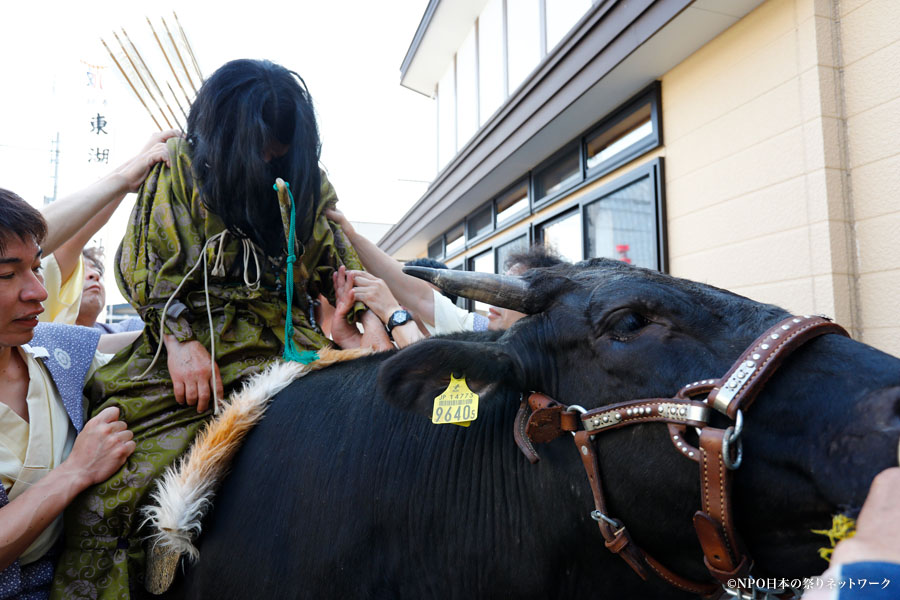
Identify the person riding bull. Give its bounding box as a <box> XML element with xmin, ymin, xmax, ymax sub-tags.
<box><xmin>50</xmin><ymin>59</ymin><xmax>385</xmax><ymax>598</ymax></box>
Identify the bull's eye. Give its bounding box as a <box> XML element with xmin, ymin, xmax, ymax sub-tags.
<box><xmin>605</xmin><ymin>310</ymin><xmax>650</xmax><ymax>341</ymax></box>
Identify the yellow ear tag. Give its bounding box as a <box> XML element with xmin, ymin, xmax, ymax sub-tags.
<box><xmin>432</xmin><ymin>374</ymin><xmax>479</xmax><ymax>427</ymax></box>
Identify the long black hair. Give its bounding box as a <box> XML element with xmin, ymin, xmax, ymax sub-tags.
<box><xmin>187</xmin><ymin>59</ymin><xmax>321</xmax><ymax>257</ymax></box>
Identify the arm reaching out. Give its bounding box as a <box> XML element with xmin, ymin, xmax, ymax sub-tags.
<box><xmin>350</xmin><ymin>270</ymin><xmax>425</xmax><ymax>348</ymax></box>
<box><xmin>0</xmin><ymin>407</ymin><xmax>134</xmax><ymax>570</ymax></box>
<box><xmin>325</xmin><ymin>208</ymin><xmax>438</xmax><ymax>327</ymax></box>
<box><xmin>43</xmin><ymin>129</ymin><xmax>181</xmax><ymax>264</ymax></box>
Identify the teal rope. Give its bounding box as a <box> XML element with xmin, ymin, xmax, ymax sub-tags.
<box><xmin>275</xmin><ymin>181</ymin><xmax>319</xmax><ymax>365</ymax></box>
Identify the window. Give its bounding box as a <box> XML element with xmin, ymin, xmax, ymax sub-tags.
<box><xmin>533</xmin><ymin>144</ymin><xmax>581</xmax><ymax>205</ymax></box>
<box><xmin>585</xmin><ymin>85</ymin><xmax>661</xmax><ymax>178</ymax></box>
<box><xmin>495</xmin><ymin>179</ymin><xmax>529</xmax><ymax>226</ymax></box>
<box><xmin>467</xmin><ymin>204</ymin><xmax>493</xmax><ymax>240</ymax></box>
<box><xmin>585</xmin><ymin>173</ymin><xmax>657</xmax><ymax>269</ymax></box>
<box><xmin>546</xmin><ymin>0</ymin><xmax>591</xmax><ymax>51</ymax></box>
<box><xmin>495</xmin><ymin>234</ymin><xmax>529</xmax><ymax>274</ymax></box>
<box><xmin>467</xmin><ymin>250</ymin><xmax>494</xmax><ymax>314</ymax></box>
<box><xmin>506</xmin><ymin>0</ymin><xmax>541</xmax><ymax>92</ymax></box>
<box><xmin>537</xmin><ymin>209</ymin><xmax>582</xmax><ymax>262</ymax></box>
<box><xmin>457</xmin><ymin>26</ymin><xmax>479</xmax><ymax>147</ymax></box>
<box><xmin>425</xmin><ymin>86</ymin><xmax>663</xmax><ymax>273</ymax></box>
<box><xmin>444</xmin><ymin>222</ymin><xmax>465</xmax><ymax>257</ymax></box>
<box><xmin>478</xmin><ymin>0</ymin><xmax>505</xmax><ymax>124</ymax></box>
<box><xmin>428</xmin><ymin>238</ymin><xmax>444</xmax><ymax>260</ymax></box>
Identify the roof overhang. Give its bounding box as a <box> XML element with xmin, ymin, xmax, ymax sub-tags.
<box><xmin>400</xmin><ymin>0</ymin><xmax>491</xmax><ymax>96</ymax></box>
<box><xmin>383</xmin><ymin>0</ymin><xmax>765</xmax><ymax>257</ymax></box>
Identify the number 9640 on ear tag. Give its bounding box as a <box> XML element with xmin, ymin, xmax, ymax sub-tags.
<box><xmin>432</xmin><ymin>374</ymin><xmax>479</xmax><ymax>427</ymax></box>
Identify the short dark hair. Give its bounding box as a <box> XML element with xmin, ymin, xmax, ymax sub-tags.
<box><xmin>404</xmin><ymin>257</ymin><xmax>458</xmax><ymax>305</ymax></box>
<box><xmin>188</xmin><ymin>59</ymin><xmax>321</xmax><ymax>258</ymax></box>
<box><xmin>0</xmin><ymin>188</ymin><xmax>47</xmax><ymax>255</ymax></box>
<box><xmin>504</xmin><ymin>243</ymin><xmax>565</xmax><ymax>272</ymax></box>
<box><xmin>82</xmin><ymin>246</ymin><xmax>105</xmax><ymax>277</ymax></box>
<box><xmin>405</xmin><ymin>257</ymin><xmax>449</xmax><ymax>271</ymax></box>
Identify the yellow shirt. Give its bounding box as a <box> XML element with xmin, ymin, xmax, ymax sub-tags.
<box><xmin>0</xmin><ymin>345</ymin><xmax>108</xmax><ymax>565</ymax></box>
<box><xmin>38</xmin><ymin>254</ymin><xmax>84</xmax><ymax>325</ymax></box>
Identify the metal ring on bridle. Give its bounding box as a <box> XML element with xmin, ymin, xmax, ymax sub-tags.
<box><xmin>590</xmin><ymin>509</ymin><xmax>623</xmax><ymax>529</ymax></box>
<box><xmin>722</xmin><ymin>410</ymin><xmax>744</xmax><ymax>470</ymax></box>
<box><xmin>566</xmin><ymin>405</ymin><xmax>587</xmax><ymax>436</ymax></box>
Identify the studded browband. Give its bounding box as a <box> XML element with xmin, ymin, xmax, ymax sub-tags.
<box><xmin>513</xmin><ymin>315</ymin><xmax>849</xmax><ymax>599</ymax></box>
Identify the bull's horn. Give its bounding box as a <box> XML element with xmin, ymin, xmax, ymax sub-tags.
<box><xmin>403</xmin><ymin>266</ymin><xmax>533</xmax><ymax>313</ymax></box>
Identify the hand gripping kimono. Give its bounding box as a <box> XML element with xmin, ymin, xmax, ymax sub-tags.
<box><xmin>0</xmin><ymin>323</ymin><xmax>102</xmax><ymax>600</ymax></box>
<box><xmin>51</xmin><ymin>138</ymin><xmax>364</xmax><ymax>599</ymax></box>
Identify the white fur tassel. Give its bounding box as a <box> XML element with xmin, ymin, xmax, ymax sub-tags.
<box><xmin>141</xmin><ymin>348</ymin><xmax>373</xmax><ymax>561</ymax></box>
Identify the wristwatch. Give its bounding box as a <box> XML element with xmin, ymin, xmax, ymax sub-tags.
<box><xmin>386</xmin><ymin>309</ymin><xmax>414</xmax><ymax>336</ymax></box>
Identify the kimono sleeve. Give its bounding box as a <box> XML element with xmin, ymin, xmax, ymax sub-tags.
<box><xmin>306</xmin><ymin>174</ymin><xmax>366</xmax><ymax>322</ymax></box>
<box><xmin>114</xmin><ymin>138</ymin><xmax>206</xmax><ymax>344</ymax></box>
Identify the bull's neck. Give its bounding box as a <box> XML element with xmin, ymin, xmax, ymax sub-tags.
<box><xmin>507</xmin><ymin>320</ymin><xmax>561</xmax><ymax>398</ymax></box>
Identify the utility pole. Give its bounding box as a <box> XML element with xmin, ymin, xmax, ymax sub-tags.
<box><xmin>43</xmin><ymin>132</ymin><xmax>60</xmax><ymax>205</ymax></box>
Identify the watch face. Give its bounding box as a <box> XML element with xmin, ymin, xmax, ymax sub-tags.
<box><xmin>388</xmin><ymin>309</ymin><xmax>412</xmax><ymax>332</ymax></box>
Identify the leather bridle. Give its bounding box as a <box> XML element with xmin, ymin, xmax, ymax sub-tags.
<box><xmin>513</xmin><ymin>315</ymin><xmax>849</xmax><ymax>599</ymax></box>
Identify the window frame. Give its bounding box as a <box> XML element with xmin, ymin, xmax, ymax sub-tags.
<box><xmin>582</xmin><ymin>157</ymin><xmax>667</xmax><ymax>271</ymax></box>
<box><xmin>466</xmin><ymin>202</ymin><xmax>495</xmax><ymax>245</ymax></box>
<box><xmin>584</xmin><ymin>81</ymin><xmax>662</xmax><ymax>180</ymax></box>
<box><xmin>531</xmin><ymin>140</ymin><xmax>584</xmax><ymax>210</ymax></box>
<box><xmin>425</xmin><ymin>84</ymin><xmax>664</xmax><ymax>268</ymax></box>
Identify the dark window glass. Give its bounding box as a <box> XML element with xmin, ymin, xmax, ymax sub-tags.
<box><xmin>467</xmin><ymin>250</ymin><xmax>494</xmax><ymax>314</ymax></box>
<box><xmin>445</xmin><ymin>223</ymin><xmax>465</xmax><ymax>256</ymax></box>
<box><xmin>496</xmin><ymin>180</ymin><xmax>529</xmax><ymax>226</ymax></box>
<box><xmin>585</xmin><ymin>175</ymin><xmax>656</xmax><ymax>269</ymax></box>
<box><xmin>534</xmin><ymin>146</ymin><xmax>581</xmax><ymax>203</ymax></box>
<box><xmin>537</xmin><ymin>209</ymin><xmax>582</xmax><ymax>262</ymax></box>
<box><xmin>467</xmin><ymin>205</ymin><xmax>493</xmax><ymax>240</ymax></box>
<box><xmin>450</xmin><ymin>262</ymin><xmax>467</xmax><ymax>308</ymax></box>
<box><xmin>586</xmin><ymin>101</ymin><xmax>654</xmax><ymax>173</ymax></box>
<box><xmin>495</xmin><ymin>234</ymin><xmax>528</xmax><ymax>274</ymax></box>
<box><xmin>428</xmin><ymin>238</ymin><xmax>444</xmax><ymax>259</ymax></box>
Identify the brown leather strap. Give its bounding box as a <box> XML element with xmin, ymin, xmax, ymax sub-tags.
<box><xmin>525</xmin><ymin>392</ymin><xmax>579</xmax><ymax>443</ymax></box>
<box><xmin>694</xmin><ymin>428</ymin><xmax>751</xmax><ymax>584</ymax></box>
<box><xmin>708</xmin><ymin>316</ymin><xmax>849</xmax><ymax>418</ymax></box>
<box><xmin>574</xmin><ymin>431</ymin><xmax>648</xmax><ymax>579</ymax></box>
<box><xmin>513</xmin><ymin>399</ymin><xmax>541</xmax><ymax>464</ymax></box>
<box><xmin>573</xmin><ymin>432</ymin><xmax>720</xmax><ymax>597</ymax></box>
<box><xmin>580</xmin><ymin>399</ymin><xmax>710</xmax><ymax>434</ymax></box>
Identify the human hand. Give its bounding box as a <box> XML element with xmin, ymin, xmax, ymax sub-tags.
<box><xmin>324</xmin><ymin>208</ymin><xmax>355</xmax><ymax>236</ymax></box>
<box><xmin>331</xmin><ymin>266</ymin><xmax>361</xmax><ymax>349</ymax></box>
<box><xmin>830</xmin><ymin>467</ymin><xmax>900</xmax><ymax>565</ymax></box>
<box><xmin>112</xmin><ymin>129</ymin><xmax>182</xmax><ymax>193</ymax></box>
<box><xmin>348</xmin><ymin>270</ymin><xmax>402</xmax><ymax>323</ymax></box>
<box><xmin>163</xmin><ymin>334</ymin><xmax>224</xmax><ymax>413</ymax></box>
<box><xmin>360</xmin><ymin>309</ymin><xmax>394</xmax><ymax>351</ymax></box>
<box><xmin>63</xmin><ymin>406</ymin><xmax>135</xmax><ymax>487</ymax></box>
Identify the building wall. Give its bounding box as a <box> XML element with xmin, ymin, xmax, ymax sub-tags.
<box><xmin>840</xmin><ymin>0</ymin><xmax>900</xmax><ymax>354</ymax></box>
<box><xmin>661</xmin><ymin>0</ymin><xmax>900</xmax><ymax>357</ymax></box>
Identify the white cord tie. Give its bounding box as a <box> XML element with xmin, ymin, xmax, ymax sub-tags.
<box><xmin>138</xmin><ymin>231</ymin><xmax>263</xmax><ymax>414</ymax></box>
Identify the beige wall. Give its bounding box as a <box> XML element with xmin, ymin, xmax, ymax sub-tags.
<box><xmin>662</xmin><ymin>0</ymin><xmax>900</xmax><ymax>356</ymax></box>
<box><xmin>841</xmin><ymin>0</ymin><xmax>900</xmax><ymax>354</ymax></box>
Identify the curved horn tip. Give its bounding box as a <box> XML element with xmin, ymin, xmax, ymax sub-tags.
<box><xmin>402</xmin><ymin>265</ymin><xmax>440</xmax><ymax>283</ymax></box>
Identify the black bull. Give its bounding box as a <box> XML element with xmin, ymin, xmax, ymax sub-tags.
<box><xmin>171</xmin><ymin>259</ymin><xmax>900</xmax><ymax>599</ymax></box>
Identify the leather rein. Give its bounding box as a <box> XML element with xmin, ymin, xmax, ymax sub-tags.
<box><xmin>512</xmin><ymin>315</ymin><xmax>849</xmax><ymax>599</ymax></box>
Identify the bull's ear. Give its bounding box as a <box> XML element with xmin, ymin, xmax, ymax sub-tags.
<box><xmin>377</xmin><ymin>337</ymin><xmax>518</xmax><ymax>419</ymax></box>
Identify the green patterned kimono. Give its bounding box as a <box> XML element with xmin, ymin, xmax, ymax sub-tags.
<box><xmin>51</xmin><ymin>139</ymin><xmax>364</xmax><ymax>599</ymax></box>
